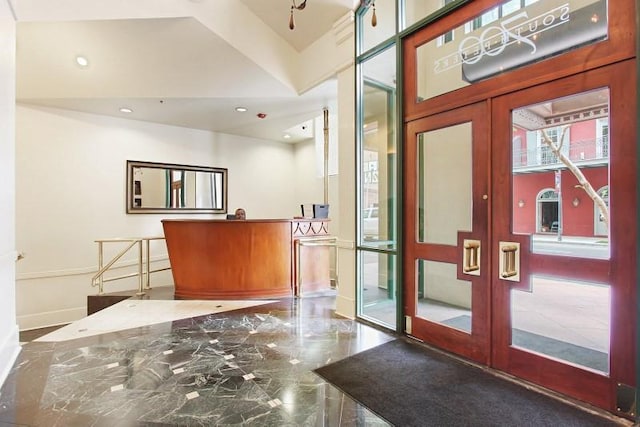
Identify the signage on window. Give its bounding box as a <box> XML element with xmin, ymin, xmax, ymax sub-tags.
<box><xmin>432</xmin><ymin>0</ymin><xmax>608</xmax><ymax>83</ymax></box>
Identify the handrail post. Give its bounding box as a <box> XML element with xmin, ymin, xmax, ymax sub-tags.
<box><xmin>333</xmin><ymin>242</ymin><xmax>339</xmax><ymax>289</ymax></box>
<box><xmin>295</xmin><ymin>239</ymin><xmax>301</xmax><ymax>297</ymax></box>
<box><xmin>144</xmin><ymin>238</ymin><xmax>151</xmax><ymax>290</ymax></box>
<box><xmin>98</xmin><ymin>241</ymin><xmax>104</xmax><ymax>294</ymax></box>
<box><xmin>136</xmin><ymin>240</ymin><xmax>145</xmax><ymax>296</ymax></box>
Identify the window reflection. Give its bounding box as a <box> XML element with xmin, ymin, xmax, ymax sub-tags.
<box><xmin>127</xmin><ymin>160</ymin><xmax>227</xmax><ymax>214</ymax></box>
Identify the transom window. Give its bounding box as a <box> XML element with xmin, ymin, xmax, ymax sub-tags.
<box><xmin>465</xmin><ymin>0</ymin><xmax>541</xmax><ymax>33</ymax></box>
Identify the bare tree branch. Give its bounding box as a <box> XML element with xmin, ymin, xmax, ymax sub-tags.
<box><xmin>540</xmin><ymin>127</ymin><xmax>609</xmax><ymax>234</ymax></box>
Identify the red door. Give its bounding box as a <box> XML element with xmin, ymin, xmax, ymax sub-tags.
<box><xmin>404</xmin><ymin>101</ymin><xmax>491</xmax><ymax>364</ymax></box>
<box><xmin>490</xmin><ymin>61</ymin><xmax>636</xmax><ymax>410</ymax></box>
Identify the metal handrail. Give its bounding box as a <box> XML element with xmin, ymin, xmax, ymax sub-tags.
<box><xmin>513</xmin><ymin>136</ymin><xmax>609</xmax><ymax>169</ymax></box>
<box><xmin>91</xmin><ymin>236</ymin><xmax>170</xmax><ymax>295</ymax></box>
<box><xmin>143</xmin><ymin>237</ymin><xmax>170</xmax><ymax>291</ymax></box>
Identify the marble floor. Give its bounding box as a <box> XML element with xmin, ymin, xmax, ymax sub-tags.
<box><xmin>1</xmin><ymin>294</ymin><xmax>395</xmax><ymax>426</ymax></box>
<box><xmin>34</xmin><ymin>299</ymin><xmax>279</xmax><ymax>342</ymax></box>
<box><xmin>1</xmin><ymin>290</ymin><xmax>629</xmax><ymax>426</ymax></box>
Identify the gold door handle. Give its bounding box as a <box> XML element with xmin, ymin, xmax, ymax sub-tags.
<box><xmin>499</xmin><ymin>241</ymin><xmax>520</xmax><ymax>282</ymax></box>
<box><xmin>463</xmin><ymin>239</ymin><xmax>481</xmax><ymax>276</ymax></box>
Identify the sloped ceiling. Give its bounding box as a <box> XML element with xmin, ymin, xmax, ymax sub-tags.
<box><xmin>14</xmin><ymin>0</ymin><xmax>358</xmax><ymax>142</ymax></box>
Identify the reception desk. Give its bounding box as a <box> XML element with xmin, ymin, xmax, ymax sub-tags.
<box><xmin>162</xmin><ymin>218</ymin><xmax>331</xmax><ymax>299</ymax></box>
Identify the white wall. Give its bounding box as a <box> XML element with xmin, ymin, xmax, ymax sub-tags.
<box><xmin>294</xmin><ymin>138</ymin><xmax>340</xmax><ymax>279</ymax></box>
<box><xmin>15</xmin><ymin>105</ymin><xmax>306</xmax><ymax>329</ymax></box>
<box><xmin>0</xmin><ymin>0</ymin><xmax>20</xmax><ymax>387</ymax></box>
<box><xmin>294</xmin><ymin>139</ymin><xmax>324</xmax><ymax>207</ymax></box>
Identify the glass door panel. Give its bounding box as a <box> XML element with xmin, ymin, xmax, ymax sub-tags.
<box><xmin>416</xmin><ymin>260</ymin><xmax>472</xmax><ymax>334</ymax></box>
<box><xmin>415</xmin><ymin>122</ymin><xmax>473</xmax><ymax>333</ymax></box>
<box><xmin>512</xmin><ymin>89</ymin><xmax>610</xmax><ymax>260</ymax></box>
<box><xmin>508</xmin><ymin>88</ymin><xmax>612</xmax><ymax>375</ymax></box>
<box><xmin>511</xmin><ymin>277</ymin><xmax>610</xmax><ymax>373</ymax></box>
<box><xmin>404</xmin><ymin>102</ymin><xmax>489</xmax><ymax>364</ymax></box>
<box><xmin>417</xmin><ymin>123</ymin><xmax>473</xmax><ymax>245</ymax></box>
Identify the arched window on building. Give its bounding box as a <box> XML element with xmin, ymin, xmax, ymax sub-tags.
<box><xmin>537</xmin><ymin>188</ymin><xmax>558</xmax><ymax>233</ymax></box>
<box><xmin>595</xmin><ymin>186</ymin><xmax>609</xmax><ymax>236</ymax></box>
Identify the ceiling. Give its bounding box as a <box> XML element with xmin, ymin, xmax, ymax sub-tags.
<box><xmin>14</xmin><ymin>0</ymin><xmax>359</xmax><ymax>143</ymax></box>
<box><xmin>513</xmin><ymin>89</ymin><xmax>610</xmax><ymax>131</ymax></box>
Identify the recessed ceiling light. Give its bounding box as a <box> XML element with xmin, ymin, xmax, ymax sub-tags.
<box><xmin>75</xmin><ymin>55</ymin><xmax>89</xmax><ymax>68</ymax></box>
<box><xmin>283</xmin><ymin>134</ymin><xmax>291</xmax><ymax>139</ymax></box>
<box><xmin>119</xmin><ymin>107</ymin><xmax>133</xmax><ymax>113</ymax></box>
<box><xmin>235</xmin><ymin>107</ymin><xmax>248</xmax><ymax>112</ymax></box>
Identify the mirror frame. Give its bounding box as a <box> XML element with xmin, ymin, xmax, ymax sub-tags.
<box><xmin>126</xmin><ymin>160</ymin><xmax>228</xmax><ymax>214</ymax></box>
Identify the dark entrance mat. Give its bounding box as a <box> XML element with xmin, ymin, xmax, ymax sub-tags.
<box><xmin>314</xmin><ymin>339</ymin><xmax>618</xmax><ymax>427</ymax></box>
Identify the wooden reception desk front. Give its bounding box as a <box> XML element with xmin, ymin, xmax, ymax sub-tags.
<box><xmin>162</xmin><ymin>218</ymin><xmax>331</xmax><ymax>299</ymax></box>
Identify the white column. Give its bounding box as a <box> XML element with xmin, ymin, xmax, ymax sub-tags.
<box><xmin>0</xmin><ymin>0</ymin><xmax>21</xmax><ymax>387</ymax></box>
<box><xmin>332</xmin><ymin>12</ymin><xmax>356</xmax><ymax>319</ymax></box>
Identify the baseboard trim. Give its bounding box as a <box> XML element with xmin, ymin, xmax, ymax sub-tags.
<box><xmin>18</xmin><ymin>307</ymin><xmax>85</xmax><ymax>331</ymax></box>
<box><xmin>335</xmin><ymin>294</ymin><xmax>355</xmax><ymax>319</ymax></box>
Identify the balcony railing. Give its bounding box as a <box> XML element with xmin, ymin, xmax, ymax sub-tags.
<box><xmin>513</xmin><ymin>137</ymin><xmax>609</xmax><ymax>170</ymax></box>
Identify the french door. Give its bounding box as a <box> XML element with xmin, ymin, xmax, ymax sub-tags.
<box><xmin>404</xmin><ymin>101</ymin><xmax>491</xmax><ymax>364</ymax></box>
<box><xmin>404</xmin><ymin>61</ymin><xmax>636</xmax><ymax>412</ymax></box>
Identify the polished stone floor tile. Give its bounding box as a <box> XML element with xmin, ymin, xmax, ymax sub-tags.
<box><xmin>0</xmin><ymin>297</ymin><xmax>394</xmax><ymax>426</ymax></box>
<box><xmin>36</xmin><ymin>299</ymin><xmax>277</xmax><ymax>342</ymax></box>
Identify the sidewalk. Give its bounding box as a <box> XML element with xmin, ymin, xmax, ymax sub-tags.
<box><xmin>530</xmin><ymin>234</ymin><xmax>608</xmax><ymax>245</ymax></box>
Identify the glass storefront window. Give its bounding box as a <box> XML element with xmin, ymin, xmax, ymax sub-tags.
<box><xmin>404</xmin><ymin>0</ymin><xmax>456</xmax><ymax>30</ymax></box>
<box><xmin>360</xmin><ymin>252</ymin><xmax>397</xmax><ymax>327</ymax></box>
<box><xmin>357</xmin><ymin>43</ymin><xmax>398</xmax><ymax>329</ymax></box>
<box><xmin>360</xmin><ymin>0</ymin><xmax>396</xmax><ymax>54</ymax></box>
<box><xmin>360</xmin><ymin>45</ymin><xmax>397</xmax><ymax>250</ymax></box>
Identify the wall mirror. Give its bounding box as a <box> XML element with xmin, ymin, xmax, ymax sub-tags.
<box><xmin>126</xmin><ymin>160</ymin><xmax>228</xmax><ymax>214</ymax></box>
